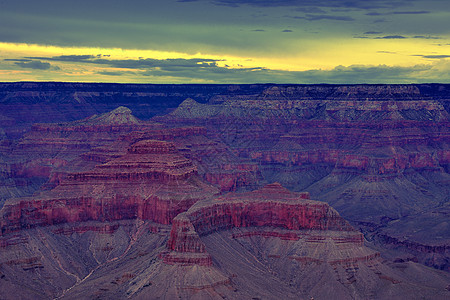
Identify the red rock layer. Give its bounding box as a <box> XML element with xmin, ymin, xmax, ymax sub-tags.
<box><xmin>161</xmin><ymin>214</ymin><xmax>212</xmax><ymax>266</ymax></box>
<box><xmin>126</xmin><ymin>127</ymin><xmax>262</xmax><ymax>192</ymax></box>
<box><xmin>157</xmin><ymin>98</ymin><xmax>449</xmax><ymax>186</ymax></box>
<box><xmin>3</xmin><ymin>107</ymin><xmax>163</xmax><ymax>192</ymax></box>
<box><xmin>162</xmin><ymin>183</ymin><xmax>362</xmax><ymax>267</ymax></box>
<box><xmin>0</xmin><ymin>139</ymin><xmax>219</xmax><ymax>234</ymax></box>
<box><xmin>68</xmin><ymin>140</ymin><xmax>197</xmax><ymax>183</ymax></box>
<box><xmin>188</xmin><ymin>188</ymin><xmax>353</xmax><ymax>235</ymax></box>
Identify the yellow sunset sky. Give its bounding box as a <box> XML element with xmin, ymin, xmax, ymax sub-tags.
<box><xmin>0</xmin><ymin>0</ymin><xmax>449</xmax><ymax>83</ymax></box>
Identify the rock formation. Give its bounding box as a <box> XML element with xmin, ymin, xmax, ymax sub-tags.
<box><xmin>0</xmin><ymin>83</ymin><xmax>450</xmax><ymax>299</ymax></box>
<box><xmin>155</xmin><ymin>88</ymin><xmax>450</xmax><ymax>271</ymax></box>
<box><xmin>0</xmin><ymin>138</ymin><xmax>219</xmax><ymax>235</ymax></box>
<box><xmin>157</xmin><ymin>184</ymin><xmax>450</xmax><ymax>300</ymax></box>
<box><xmin>0</xmin><ymin>105</ymin><xmax>260</xmax><ymax>212</ymax></box>
<box><xmin>161</xmin><ymin>183</ymin><xmax>361</xmax><ymax>265</ymax></box>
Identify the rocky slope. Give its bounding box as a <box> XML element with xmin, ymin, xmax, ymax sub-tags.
<box><xmin>155</xmin><ymin>86</ymin><xmax>450</xmax><ymax>271</ymax></box>
<box><xmin>1</xmin><ymin>184</ymin><xmax>448</xmax><ymax>299</ymax></box>
<box><xmin>0</xmin><ymin>106</ymin><xmax>260</xmax><ymax>210</ymax></box>
<box><xmin>72</xmin><ymin>184</ymin><xmax>450</xmax><ymax>299</ymax></box>
<box><xmin>0</xmin><ymin>138</ymin><xmax>218</xmax><ymax>233</ymax></box>
<box><xmin>0</xmin><ymin>107</ymin><xmax>161</xmax><ymax>208</ymax></box>
<box><xmin>1</xmin><ymin>83</ymin><xmax>450</xmax><ymax>298</ymax></box>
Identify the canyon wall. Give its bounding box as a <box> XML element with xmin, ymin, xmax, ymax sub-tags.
<box><xmin>154</xmin><ymin>85</ymin><xmax>450</xmax><ymax>270</ymax></box>
<box><xmin>0</xmin><ymin>83</ymin><xmax>449</xmax><ymax>298</ymax></box>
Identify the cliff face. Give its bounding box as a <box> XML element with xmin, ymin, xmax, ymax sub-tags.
<box><xmin>1</xmin><ymin>83</ymin><xmax>450</xmax><ymax>299</ymax></box>
<box><xmin>1</xmin><ymin>180</ymin><xmax>449</xmax><ymax>299</ymax></box>
<box><xmin>0</xmin><ymin>107</ymin><xmax>163</xmax><ymax>206</ymax></box>
<box><xmin>154</xmin><ymin>87</ymin><xmax>450</xmax><ymax>271</ymax></box>
<box><xmin>0</xmin><ymin>106</ymin><xmax>261</xmax><ymax>211</ymax></box>
<box><xmin>163</xmin><ymin>213</ymin><xmax>213</xmax><ymax>266</ymax></box>
<box><xmin>182</xmin><ymin>184</ymin><xmax>354</xmax><ymax>235</ymax></box>
<box><xmin>1</xmin><ymin>82</ymin><xmax>449</xmax><ymax>138</ymax></box>
<box><xmin>158</xmin><ymin>183</ymin><xmax>450</xmax><ymax>300</ymax></box>
<box><xmin>162</xmin><ymin>183</ymin><xmax>364</xmax><ymax>268</ymax></box>
<box><xmin>159</xmin><ymin>95</ymin><xmax>449</xmax><ymax>201</ymax></box>
<box><xmin>0</xmin><ymin>138</ymin><xmax>219</xmax><ymax>233</ymax></box>
<box><xmin>125</xmin><ymin>127</ymin><xmax>261</xmax><ymax>192</ymax></box>
<box><xmin>15</xmin><ymin>106</ymin><xmax>158</xmax><ymax>156</ymax></box>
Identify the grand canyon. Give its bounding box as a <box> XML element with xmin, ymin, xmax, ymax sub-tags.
<box><xmin>0</xmin><ymin>82</ymin><xmax>449</xmax><ymax>299</ymax></box>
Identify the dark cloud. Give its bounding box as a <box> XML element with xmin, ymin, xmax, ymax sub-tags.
<box><xmin>357</xmin><ymin>34</ymin><xmax>442</xmax><ymax>40</ymax></box>
<box><xmin>288</xmin><ymin>64</ymin><xmax>433</xmax><ymax>83</ymax></box>
<box><xmin>366</xmin><ymin>10</ymin><xmax>430</xmax><ymax>16</ymax></box>
<box><xmin>206</xmin><ymin>0</ymin><xmax>412</xmax><ymax>9</ymax></box>
<box><xmin>330</xmin><ymin>8</ymin><xmax>356</xmax><ymax>12</ymax></box>
<box><xmin>27</xmin><ymin>55</ymin><xmax>224</xmax><ymax>71</ymax></box>
<box><xmin>376</xmin><ymin>35</ymin><xmax>407</xmax><ymax>39</ymax></box>
<box><xmin>12</xmin><ymin>60</ymin><xmax>52</xmax><ymax>70</ymax></box>
<box><xmin>97</xmin><ymin>71</ymin><xmax>136</xmax><ymax>76</ymax></box>
<box><xmin>287</xmin><ymin>14</ymin><xmax>355</xmax><ymax>21</ymax></box>
<box><xmin>305</xmin><ymin>14</ymin><xmax>354</xmax><ymax>21</ymax></box>
<box><xmin>47</xmin><ymin>55</ymin><xmax>97</xmax><ymax>61</ymax></box>
<box><xmin>413</xmin><ymin>35</ymin><xmax>441</xmax><ymax>39</ymax></box>
<box><xmin>282</xmin><ymin>29</ymin><xmax>293</xmax><ymax>32</ymax></box>
<box><xmin>392</xmin><ymin>10</ymin><xmax>430</xmax><ymax>14</ymax></box>
<box><xmin>420</xmin><ymin>55</ymin><xmax>450</xmax><ymax>59</ymax></box>
<box><xmin>17</xmin><ymin>55</ymin><xmax>445</xmax><ymax>84</ymax></box>
<box><xmin>251</xmin><ymin>29</ymin><xmax>265</xmax><ymax>32</ymax></box>
<box><xmin>136</xmin><ymin>63</ymin><xmax>438</xmax><ymax>84</ymax></box>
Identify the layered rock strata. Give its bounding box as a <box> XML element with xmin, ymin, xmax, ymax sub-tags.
<box><xmin>1</xmin><ymin>106</ymin><xmax>260</xmax><ymax>213</ymax></box>
<box><xmin>162</xmin><ymin>183</ymin><xmax>368</xmax><ymax>266</ymax></box>
<box><xmin>159</xmin><ymin>183</ymin><xmax>450</xmax><ymax>300</ymax></box>
<box><xmin>0</xmin><ymin>139</ymin><xmax>219</xmax><ymax>234</ymax></box>
<box><xmin>155</xmin><ymin>94</ymin><xmax>450</xmax><ymax>270</ymax></box>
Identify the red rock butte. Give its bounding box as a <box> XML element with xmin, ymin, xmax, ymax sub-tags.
<box><xmin>0</xmin><ymin>139</ymin><xmax>219</xmax><ymax>233</ymax></box>
<box><xmin>162</xmin><ymin>183</ymin><xmax>366</xmax><ymax>267</ymax></box>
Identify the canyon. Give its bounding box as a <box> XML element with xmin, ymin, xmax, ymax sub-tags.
<box><xmin>0</xmin><ymin>83</ymin><xmax>449</xmax><ymax>299</ymax></box>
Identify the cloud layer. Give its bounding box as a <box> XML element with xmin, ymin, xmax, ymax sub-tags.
<box><xmin>0</xmin><ymin>0</ymin><xmax>449</xmax><ymax>83</ymax></box>
<box><xmin>3</xmin><ymin>55</ymin><xmax>447</xmax><ymax>84</ymax></box>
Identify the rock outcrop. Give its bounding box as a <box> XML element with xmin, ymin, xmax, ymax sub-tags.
<box><xmin>0</xmin><ymin>139</ymin><xmax>219</xmax><ymax>234</ymax></box>
<box><xmin>1</xmin><ymin>83</ymin><xmax>450</xmax><ymax>299</ymax></box>
<box><xmin>0</xmin><ymin>105</ymin><xmax>260</xmax><ymax>213</ymax></box>
<box><xmin>155</xmin><ymin>91</ymin><xmax>450</xmax><ymax>270</ymax></box>
<box><xmin>1</xmin><ymin>179</ymin><xmax>449</xmax><ymax>300</ymax></box>
<box><xmin>158</xmin><ymin>183</ymin><xmax>450</xmax><ymax>300</ymax></box>
<box><xmin>163</xmin><ymin>214</ymin><xmax>213</xmax><ymax>266</ymax></box>
<box><xmin>1</xmin><ymin>107</ymin><xmax>162</xmax><ymax>194</ymax></box>
<box><xmin>162</xmin><ymin>184</ymin><xmax>363</xmax><ymax>265</ymax></box>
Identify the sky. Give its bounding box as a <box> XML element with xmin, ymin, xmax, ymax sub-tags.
<box><xmin>0</xmin><ymin>0</ymin><xmax>449</xmax><ymax>84</ymax></box>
